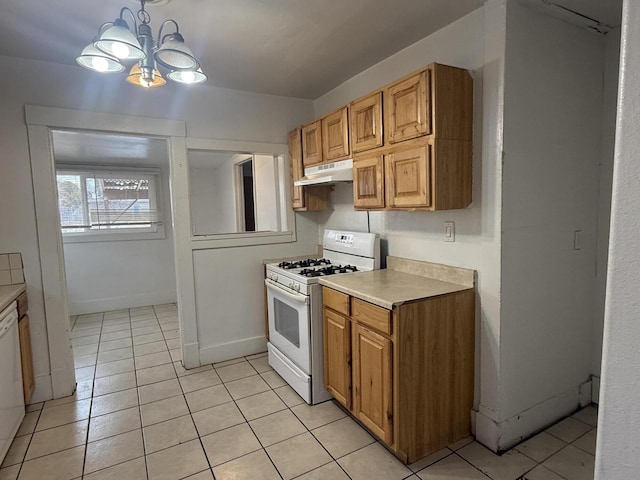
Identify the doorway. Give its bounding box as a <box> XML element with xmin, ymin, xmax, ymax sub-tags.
<box><xmin>26</xmin><ymin>105</ymin><xmax>186</xmax><ymax>398</ymax></box>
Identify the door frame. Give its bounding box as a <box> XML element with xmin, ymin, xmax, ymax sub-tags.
<box><xmin>25</xmin><ymin>105</ymin><xmax>188</xmax><ymax>396</ymax></box>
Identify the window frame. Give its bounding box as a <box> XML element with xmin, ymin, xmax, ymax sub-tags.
<box><xmin>55</xmin><ymin>164</ymin><xmax>166</xmax><ymax>243</ymax></box>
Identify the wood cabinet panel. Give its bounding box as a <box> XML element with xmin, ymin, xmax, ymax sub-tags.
<box><xmin>352</xmin><ymin>323</ymin><xmax>393</xmax><ymax>444</ymax></box>
<box><xmin>288</xmin><ymin>128</ymin><xmax>305</xmax><ymax>210</ymax></box>
<box><xmin>322</xmin><ymin>107</ymin><xmax>350</xmax><ymax>161</ymax></box>
<box><xmin>386</xmin><ymin>145</ymin><xmax>431</xmax><ymax>208</ymax></box>
<box><xmin>353</xmin><ymin>154</ymin><xmax>384</xmax><ymax>209</ymax></box>
<box><xmin>323</xmin><ymin>287</ymin><xmax>350</xmax><ymax>316</ymax></box>
<box><xmin>323</xmin><ymin>308</ymin><xmax>352</xmax><ymax>409</ymax></box>
<box><xmin>302</xmin><ymin>120</ymin><xmax>323</xmax><ymax>166</ymax></box>
<box><xmin>351</xmin><ymin>297</ymin><xmax>391</xmax><ymax>335</ymax></box>
<box><xmin>386</xmin><ymin>70</ymin><xmax>431</xmax><ymax>144</ymax></box>
<box><xmin>289</xmin><ymin>128</ymin><xmax>332</xmax><ymax>212</ymax></box>
<box><xmin>350</xmin><ymin>92</ymin><xmax>383</xmax><ymax>153</ymax></box>
<box><xmin>19</xmin><ymin>314</ymin><xmax>35</xmax><ymax>404</ymax></box>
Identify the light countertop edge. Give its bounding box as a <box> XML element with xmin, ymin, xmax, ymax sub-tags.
<box><xmin>0</xmin><ymin>284</ymin><xmax>26</xmax><ymax>313</ymax></box>
<box><xmin>319</xmin><ymin>269</ymin><xmax>473</xmax><ymax>310</ymax></box>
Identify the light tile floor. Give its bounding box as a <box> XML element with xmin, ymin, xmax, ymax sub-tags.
<box><xmin>0</xmin><ymin>304</ymin><xmax>598</xmax><ymax>480</ymax></box>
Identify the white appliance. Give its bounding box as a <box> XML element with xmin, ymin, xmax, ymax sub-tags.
<box><xmin>265</xmin><ymin>229</ymin><xmax>380</xmax><ymax>404</ymax></box>
<box><xmin>0</xmin><ymin>301</ymin><xmax>25</xmax><ymax>463</ymax></box>
<box><xmin>294</xmin><ymin>159</ymin><xmax>353</xmax><ymax>186</ymax></box>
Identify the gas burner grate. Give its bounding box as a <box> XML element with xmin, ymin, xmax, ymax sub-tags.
<box><xmin>299</xmin><ymin>264</ymin><xmax>359</xmax><ymax>277</ymax></box>
<box><xmin>278</xmin><ymin>258</ymin><xmax>331</xmax><ymax>269</ymax></box>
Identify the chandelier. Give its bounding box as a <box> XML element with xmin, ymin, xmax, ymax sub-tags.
<box><xmin>76</xmin><ymin>0</ymin><xmax>206</xmax><ymax>88</ymax></box>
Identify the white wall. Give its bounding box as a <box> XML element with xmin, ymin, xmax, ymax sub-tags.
<box><xmin>62</xmin><ymin>159</ymin><xmax>177</xmax><ymax>315</ymax></box>
<box><xmin>189</xmin><ymin>166</ymin><xmax>222</xmax><ymax>235</ymax></box>
<box><xmin>497</xmin><ymin>0</ymin><xmax>605</xmax><ymax>441</ymax></box>
<box><xmin>592</xmin><ymin>28</ymin><xmax>621</xmax><ymax>381</ymax></box>
<box><xmin>254</xmin><ymin>154</ymin><xmax>280</xmax><ymax>232</ymax></box>
<box><xmin>0</xmin><ymin>53</ymin><xmax>315</xmax><ymax>401</ymax></box>
<box><xmin>595</xmin><ymin>1</ymin><xmax>640</xmax><ymax>476</ymax></box>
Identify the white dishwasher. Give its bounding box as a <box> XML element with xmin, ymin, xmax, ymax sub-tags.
<box><xmin>0</xmin><ymin>302</ymin><xmax>24</xmax><ymax>463</ymax></box>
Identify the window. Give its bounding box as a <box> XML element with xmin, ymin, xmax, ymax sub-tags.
<box><xmin>55</xmin><ymin>166</ymin><xmax>164</xmax><ymax>242</ymax></box>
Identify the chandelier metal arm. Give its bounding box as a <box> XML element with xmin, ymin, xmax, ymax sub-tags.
<box><xmin>119</xmin><ymin>7</ymin><xmax>139</xmax><ymax>35</ymax></box>
<box><xmin>158</xmin><ymin>19</ymin><xmax>180</xmax><ymax>43</ymax></box>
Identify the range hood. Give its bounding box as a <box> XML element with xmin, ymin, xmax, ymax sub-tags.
<box><xmin>294</xmin><ymin>159</ymin><xmax>353</xmax><ymax>186</ymax></box>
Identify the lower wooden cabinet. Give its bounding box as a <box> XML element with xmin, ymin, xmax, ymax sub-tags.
<box><xmin>323</xmin><ymin>308</ymin><xmax>351</xmax><ymax>409</ymax></box>
<box><xmin>352</xmin><ymin>323</ymin><xmax>393</xmax><ymax>444</ymax></box>
<box><xmin>18</xmin><ymin>314</ymin><xmax>35</xmax><ymax>404</ymax></box>
<box><xmin>322</xmin><ymin>286</ymin><xmax>475</xmax><ymax>464</ymax></box>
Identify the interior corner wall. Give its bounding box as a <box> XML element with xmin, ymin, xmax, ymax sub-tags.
<box><xmin>63</xmin><ymin>160</ymin><xmax>177</xmax><ymax>315</ymax></box>
<box><xmin>498</xmin><ymin>0</ymin><xmax>605</xmax><ymax>445</ymax></box>
<box><xmin>0</xmin><ymin>54</ymin><xmax>315</xmax><ymax>401</ymax></box>
<box><xmin>595</xmin><ymin>0</ymin><xmax>640</xmax><ymax>476</ymax></box>
<box><xmin>592</xmin><ymin>28</ymin><xmax>621</xmax><ymax>382</ymax></box>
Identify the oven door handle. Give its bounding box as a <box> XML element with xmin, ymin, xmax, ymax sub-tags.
<box><xmin>264</xmin><ymin>279</ymin><xmax>308</xmax><ymax>304</ymax></box>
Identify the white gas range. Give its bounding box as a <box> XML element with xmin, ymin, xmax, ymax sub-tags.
<box><xmin>265</xmin><ymin>230</ymin><xmax>380</xmax><ymax>404</ymax></box>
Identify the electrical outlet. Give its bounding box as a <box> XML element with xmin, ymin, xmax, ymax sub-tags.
<box><xmin>444</xmin><ymin>221</ymin><xmax>455</xmax><ymax>242</ymax></box>
<box><xmin>573</xmin><ymin>230</ymin><xmax>583</xmax><ymax>251</ymax></box>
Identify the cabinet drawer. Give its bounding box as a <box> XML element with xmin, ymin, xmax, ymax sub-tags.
<box><xmin>323</xmin><ymin>287</ymin><xmax>350</xmax><ymax>316</ymax></box>
<box><xmin>351</xmin><ymin>298</ymin><xmax>391</xmax><ymax>335</ymax></box>
<box><xmin>17</xmin><ymin>291</ymin><xmax>28</xmax><ymax>318</ymax></box>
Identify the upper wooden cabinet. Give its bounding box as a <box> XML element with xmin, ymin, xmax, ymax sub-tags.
<box><xmin>353</xmin><ymin>153</ymin><xmax>385</xmax><ymax>209</ymax></box>
<box><xmin>322</xmin><ymin>106</ymin><xmax>350</xmax><ymax>162</ymax></box>
<box><xmin>350</xmin><ymin>92</ymin><xmax>383</xmax><ymax>153</ymax></box>
<box><xmin>386</xmin><ymin>70</ymin><xmax>431</xmax><ymax>144</ymax></box>
<box><xmin>385</xmin><ymin>63</ymin><xmax>472</xmax><ymax>144</ymax></box>
<box><xmin>289</xmin><ymin>128</ymin><xmax>305</xmax><ymax>210</ymax></box>
<box><xmin>385</xmin><ymin>145</ymin><xmax>431</xmax><ymax>209</ymax></box>
<box><xmin>302</xmin><ymin>120</ymin><xmax>323</xmax><ymax>166</ymax></box>
<box><xmin>289</xmin><ymin>128</ymin><xmax>331</xmax><ymax>212</ymax></box>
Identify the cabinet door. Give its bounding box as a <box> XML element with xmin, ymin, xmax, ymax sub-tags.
<box><xmin>385</xmin><ymin>145</ymin><xmax>431</xmax><ymax>209</ymax></box>
<box><xmin>322</xmin><ymin>107</ymin><xmax>350</xmax><ymax>161</ymax></box>
<box><xmin>288</xmin><ymin>128</ymin><xmax>305</xmax><ymax>210</ymax></box>
<box><xmin>323</xmin><ymin>308</ymin><xmax>352</xmax><ymax>409</ymax></box>
<box><xmin>386</xmin><ymin>70</ymin><xmax>431</xmax><ymax>143</ymax></box>
<box><xmin>351</xmin><ymin>92</ymin><xmax>383</xmax><ymax>153</ymax></box>
<box><xmin>352</xmin><ymin>323</ymin><xmax>393</xmax><ymax>444</ymax></box>
<box><xmin>353</xmin><ymin>154</ymin><xmax>384</xmax><ymax>209</ymax></box>
<box><xmin>18</xmin><ymin>315</ymin><xmax>35</xmax><ymax>404</ymax></box>
<box><xmin>302</xmin><ymin>120</ymin><xmax>323</xmax><ymax>166</ymax></box>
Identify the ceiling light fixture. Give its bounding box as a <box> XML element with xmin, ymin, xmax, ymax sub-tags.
<box><xmin>76</xmin><ymin>0</ymin><xmax>206</xmax><ymax>88</ymax></box>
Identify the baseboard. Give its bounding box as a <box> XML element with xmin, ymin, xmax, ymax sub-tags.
<box><xmin>68</xmin><ymin>291</ymin><xmax>177</xmax><ymax>315</ymax></box>
<box><xmin>474</xmin><ymin>379</ymin><xmax>592</xmax><ymax>452</ymax></box>
<box><xmin>199</xmin><ymin>336</ymin><xmax>267</xmax><ymax>365</ymax></box>
<box><xmin>30</xmin><ymin>373</ymin><xmax>53</xmax><ymax>404</ymax></box>
<box><xmin>182</xmin><ymin>341</ymin><xmax>201</xmax><ymax>369</ymax></box>
<box><xmin>591</xmin><ymin>375</ymin><xmax>600</xmax><ymax>404</ymax></box>
<box><xmin>50</xmin><ymin>364</ymin><xmax>76</xmax><ymax>399</ymax></box>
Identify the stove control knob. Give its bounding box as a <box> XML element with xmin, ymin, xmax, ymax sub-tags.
<box><xmin>269</xmin><ymin>274</ymin><xmax>278</xmax><ymax>282</ymax></box>
<box><xmin>293</xmin><ymin>283</ymin><xmax>300</xmax><ymax>292</ymax></box>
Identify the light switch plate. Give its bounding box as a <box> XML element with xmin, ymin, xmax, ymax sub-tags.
<box><xmin>444</xmin><ymin>221</ymin><xmax>455</xmax><ymax>242</ymax></box>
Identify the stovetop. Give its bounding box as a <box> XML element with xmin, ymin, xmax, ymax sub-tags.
<box><xmin>272</xmin><ymin>258</ymin><xmax>361</xmax><ymax>278</ymax></box>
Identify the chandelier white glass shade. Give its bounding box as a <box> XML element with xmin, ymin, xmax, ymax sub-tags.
<box><xmin>76</xmin><ymin>0</ymin><xmax>207</xmax><ymax>88</ymax></box>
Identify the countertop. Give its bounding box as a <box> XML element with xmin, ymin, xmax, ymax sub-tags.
<box><xmin>0</xmin><ymin>284</ymin><xmax>26</xmax><ymax>313</ymax></box>
<box><xmin>319</xmin><ymin>256</ymin><xmax>475</xmax><ymax>310</ymax></box>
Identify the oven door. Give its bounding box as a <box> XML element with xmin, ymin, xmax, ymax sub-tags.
<box><xmin>265</xmin><ymin>278</ymin><xmax>311</xmax><ymax>374</ymax></box>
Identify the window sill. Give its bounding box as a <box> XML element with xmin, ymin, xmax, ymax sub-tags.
<box><xmin>62</xmin><ymin>228</ymin><xmax>166</xmax><ymax>243</ymax></box>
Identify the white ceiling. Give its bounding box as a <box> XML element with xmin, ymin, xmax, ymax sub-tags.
<box><xmin>0</xmin><ymin>0</ymin><xmax>621</xmax><ymax>99</ymax></box>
